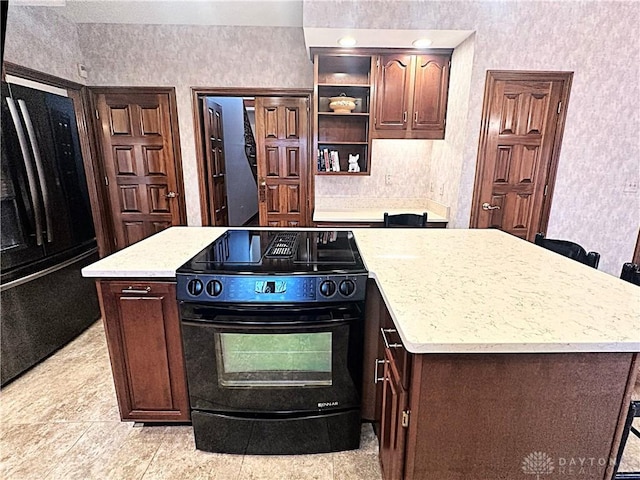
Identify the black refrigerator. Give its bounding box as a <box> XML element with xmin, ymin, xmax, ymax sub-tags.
<box><xmin>1</xmin><ymin>80</ymin><xmax>101</xmax><ymax>385</ymax></box>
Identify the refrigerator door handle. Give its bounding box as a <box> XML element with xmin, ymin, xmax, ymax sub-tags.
<box><xmin>5</xmin><ymin>97</ymin><xmax>45</xmax><ymax>246</ymax></box>
<box><xmin>18</xmin><ymin>99</ymin><xmax>53</xmax><ymax>243</ymax></box>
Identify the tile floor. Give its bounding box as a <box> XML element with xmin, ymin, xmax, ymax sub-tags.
<box><xmin>1</xmin><ymin>320</ymin><xmax>639</xmax><ymax>479</ymax></box>
<box><xmin>0</xmin><ymin>321</ymin><xmax>382</xmax><ymax>480</ymax></box>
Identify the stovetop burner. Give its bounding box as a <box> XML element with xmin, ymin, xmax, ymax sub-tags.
<box><xmin>176</xmin><ymin>230</ymin><xmax>368</xmax><ymax>303</ymax></box>
<box><xmin>178</xmin><ymin>229</ymin><xmax>366</xmax><ymax>275</ymax></box>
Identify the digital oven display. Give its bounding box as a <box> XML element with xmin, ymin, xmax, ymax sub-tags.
<box><xmin>255</xmin><ymin>280</ymin><xmax>286</xmax><ymax>294</ymax></box>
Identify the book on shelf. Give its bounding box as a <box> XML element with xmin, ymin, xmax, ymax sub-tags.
<box><xmin>317</xmin><ymin>148</ymin><xmax>342</xmax><ymax>172</ymax></box>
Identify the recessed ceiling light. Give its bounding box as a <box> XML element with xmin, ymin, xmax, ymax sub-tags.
<box><xmin>338</xmin><ymin>36</ymin><xmax>357</xmax><ymax>47</ymax></box>
<box><xmin>412</xmin><ymin>38</ymin><xmax>432</xmax><ymax>48</ymax></box>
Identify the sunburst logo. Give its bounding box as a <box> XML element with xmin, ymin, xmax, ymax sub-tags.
<box><xmin>522</xmin><ymin>451</ymin><xmax>555</xmax><ymax>479</ymax></box>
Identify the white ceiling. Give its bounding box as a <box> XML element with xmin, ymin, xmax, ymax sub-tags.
<box><xmin>304</xmin><ymin>28</ymin><xmax>474</xmax><ymax>50</ymax></box>
<box><xmin>13</xmin><ymin>0</ymin><xmax>474</xmax><ymax>51</ymax></box>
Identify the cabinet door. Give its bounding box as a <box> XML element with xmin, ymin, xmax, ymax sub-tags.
<box><xmin>98</xmin><ymin>280</ymin><xmax>190</xmax><ymax>422</ymax></box>
<box><xmin>380</xmin><ymin>349</ymin><xmax>409</xmax><ymax>480</ymax></box>
<box><xmin>412</xmin><ymin>54</ymin><xmax>450</xmax><ymax>134</ymax></box>
<box><xmin>375</xmin><ymin>54</ymin><xmax>412</xmax><ymax>131</ymax></box>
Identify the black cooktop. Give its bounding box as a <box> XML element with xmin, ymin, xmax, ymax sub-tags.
<box><xmin>177</xmin><ymin>230</ymin><xmax>367</xmax><ymax>276</ymax></box>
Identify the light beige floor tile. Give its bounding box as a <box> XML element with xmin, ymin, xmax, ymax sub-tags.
<box><xmin>1</xmin><ymin>320</ymin><xmax>384</xmax><ymax>480</ymax></box>
<box><xmin>1</xmin><ymin>321</ymin><xmax>120</xmax><ymax>425</ymax></box>
<box><xmin>333</xmin><ymin>424</ymin><xmax>382</xmax><ymax>480</ymax></box>
<box><xmin>142</xmin><ymin>425</ymin><xmax>243</xmax><ymax>480</ymax></box>
<box><xmin>0</xmin><ymin>421</ymin><xmax>90</xmax><ymax>479</ymax></box>
<box><xmin>238</xmin><ymin>453</ymin><xmax>333</xmax><ymax>480</ymax></box>
<box><xmin>357</xmin><ymin>423</ymin><xmax>379</xmax><ymax>455</ymax></box>
<box><xmin>333</xmin><ymin>451</ymin><xmax>382</xmax><ymax>480</ymax></box>
<box><xmin>43</xmin><ymin>421</ymin><xmax>163</xmax><ymax>480</ymax></box>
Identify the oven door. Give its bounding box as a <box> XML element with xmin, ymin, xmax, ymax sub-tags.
<box><xmin>180</xmin><ymin>302</ymin><xmax>364</xmax><ymax>415</ymax></box>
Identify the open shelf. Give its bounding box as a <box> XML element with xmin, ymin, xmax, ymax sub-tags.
<box><xmin>317</xmin><ymin>55</ymin><xmax>372</xmax><ymax>85</ymax></box>
<box><xmin>314</xmin><ymin>53</ymin><xmax>374</xmax><ymax>176</ymax></box>
<box><xmin>316</xmin><ymin>143</ymin><xmax>369</xmax><ymax>174</ymax></box>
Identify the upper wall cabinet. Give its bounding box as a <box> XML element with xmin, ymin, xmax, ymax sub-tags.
<box><xmin>313</xmin><ymin>54</ymin><xmax>374</xmax><ymax>175</ymax></box>
<box><xmin>373</xmin><ymin>52</ymin><xmax>452</xmax><ymax>140</ymax></box>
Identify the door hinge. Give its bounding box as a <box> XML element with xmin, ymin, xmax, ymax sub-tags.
<box><xmin>113</xmin><ymin>237</ymin><xmax>117</xmax><ymax>247</ymax></box>
<box><xmin>95</xmin><ymin>109</ymin><xmax>99</xmax><ymax>120</ymax></box>
<box><xmin>544</xmin><ymin>184</ymin><xmax>548</xmax><ymax>196</ymax></box>
<box><xmin>402</xmin><ymin>410</ymin><xmax>410</xmax><ymax>428</ymax></box>
<box><xmin>376</xmin><ymin>58</ymin><xmax>380</xmax><ymax>68</ymax></box>
<box><xmin>104</xmin><ymin>176</ymin><xmax>109</xmax><ymax>186</ymax></box>
<box><xmin>557</xmin><ymin>102</ymin><xmax>562</xmax><ymax>114</ymax></box>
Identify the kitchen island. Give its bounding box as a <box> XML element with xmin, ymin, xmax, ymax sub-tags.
<box><xmin>83</xmin><ymin>227</ymin><xmax>639</xmax><ymax>480</ymax></box>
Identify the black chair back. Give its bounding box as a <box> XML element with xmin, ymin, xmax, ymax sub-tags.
<box><xmin>534</xmin><ymin>233</ymin><xmax>600</xmax><ymax>269</ymax></box>
<box><xmin>384</xmin><ymin>212</ymin><xmax>428</xmax><ymax>228</ymax></box>
<box><xmin>620</xmin><ymin>263</ymin><xmax>640</xmax><ymax>286</ymax></box>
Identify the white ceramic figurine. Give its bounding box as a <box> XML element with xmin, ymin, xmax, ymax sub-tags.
<box><xmin>348</xmin><ymin>154</ymin><xmax>360</xmax><ymax>172</ymax></box>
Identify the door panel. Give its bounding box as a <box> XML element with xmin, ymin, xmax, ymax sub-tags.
<box><xmin>255</xmin><ymin>97</ymin><xmax>309</xmax><ymax>227</ymax></box>
<box><xmin>375</xmin><ymin>55</ymin><xmax>412</xmax><ymax>130</ymax></box>
<box><xmin>379</xmin><ymin>350</ymin><xmax>408</xmax><ymax>480</ymax></box>
<box><xmin>412</xmin><ymin>54</ymin><xmax>449</xmax><ymax>132</ymax></box>
<box><xmin>470</xmin><ymin>72</ymin><xmax>572</xmax><ymax>241</ymax></box>
<box><xmin>96</xmin><ymin>90</ymin><xmax>183</xmax><ymax>249</ymax></box>
<box><xmin>202</xmin><ymin>98</ymin><xmax>229</xmax><ymax>226</ymax></box>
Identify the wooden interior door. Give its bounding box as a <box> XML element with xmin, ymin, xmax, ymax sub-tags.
<box><xmin>95</xmin><ymin>89</ymin><xmax>184</xmax><ymax>249</ymax></box>
<box><xmin>255</xmin><ymin>97</ymin><xmax>309</xmax><ymax>227</ymax></box>
<box><xmin>201</xmin><ymin>98</ymin><xmax>228</xmax><ymax>226</ymax></box>
<box><xmin>470</xmin><ymin>71</ymin><xmax>572</xmax><ymax>240</ymax></box>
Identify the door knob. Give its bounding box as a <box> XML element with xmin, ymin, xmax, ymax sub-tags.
<box><xmin>164</xmin><ymin>191</ymin><xmax>178</xmax><ymax>198</ymax></box>
<box><xmin>482</xmin><ymin>202</ymin><xmax>500</xmax><ymax>211</ymax></box>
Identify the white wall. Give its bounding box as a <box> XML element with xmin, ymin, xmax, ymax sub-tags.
<box><xmin>5</xmin><ymin>1</ymin><xmax>639</xmax><ymax>275</ymax></box>
<box><xmin>304</xmin><ymin>0</ymin><xmax>640</xmax><ymax>275</ymax></box>
<box><xmin>4</xmin><ymin>6</ymin><xmax>86</xmax><ymax>83</ymax></box>
<box><xmin>75</xmin><ymin>22</ymin><xmax>313</xmax><ymax>226</ymax></box>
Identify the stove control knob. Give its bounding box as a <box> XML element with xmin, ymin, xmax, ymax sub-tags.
<box><xmin>319</xmin><ymin>280</ymin><xmax>337</xmax><ymax>297</ymax></box>
<box><xmin>206</xmin><ymin>279</ymin><xmax>223</xmax><ymax>297</ymax></box>
<box><xmin>187</xmin><ymin>279</ymin><xmax>204</xmax><ymax>296</ymax></box>
<box><xmin>339</xmin><ymin>279</ymin><xmax>356</xmax><ymax>297</ymax></box>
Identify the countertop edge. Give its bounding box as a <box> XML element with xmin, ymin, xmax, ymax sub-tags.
<box><xmin>83</xmin><ymin>227</ymin><xmax>639</xmax><ymax>355</ymax></box>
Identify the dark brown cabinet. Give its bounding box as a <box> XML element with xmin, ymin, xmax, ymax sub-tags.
<box><xmin>313</xmin><ymin>54</ymin><xmax>373</xmax><ymax>175</ymax></box>
<box><xmin>98</xmin><ymin>280</ymin><xmax>190</xmax><ymax>422</ymax></box>
<box><xmin>362</xmin><ymin>280</ymin><xmax>633</xmax><ymax>480</ymax></box>
<box><xmin>373</xmin><ymin>53</ymin><xmax>451</xmax><ymax>139</ymax></box>
<box><xmin>379</xmin><ymin>330</ymin><xmax>410</xmax><ymax>480</ymax></box>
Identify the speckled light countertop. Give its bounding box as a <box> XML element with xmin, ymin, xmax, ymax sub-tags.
<box><xmin>82</xmin><ymin>227</ymin><xmax>640</xmax><ymax>354</ymax></box>
<box><xmin>81</xmin><ymin>227</ymin><xmax>227</xmax><ymax>278</ymax></box>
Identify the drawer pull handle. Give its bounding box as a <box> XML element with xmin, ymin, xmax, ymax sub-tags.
<box><xmin>374</xmin><ymin>358</ymin><xmax>387</xmax><ymax>384</ymax></box>
<box><xmin>381</xmin><ymin>328</ymin><xmax>403</xmax><ymax>349</ymax></box>
<box><xmin>121</xmin><ymin>286</ymin><xmax>151</xmax><ymax>294</ymax></box>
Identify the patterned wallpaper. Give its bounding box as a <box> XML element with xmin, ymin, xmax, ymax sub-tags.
<box><xmin>304</xmin><ymin>0</ymin><xmax>640</xmax><ymax>275</ymax></box>
<box><xmin>75</xmin><ymin>23</ymin><xmax>313</xmax><ymax>227</ymax></box>
<box><xmin>5</xmin><ymin>2</ymin><xmax>639</xmax><ymax>275</ymax></box>
<box><xmin>315</xmin><ymin>139</ymin><xmax>432</xmax><ymax>205</ymax></box>
<box><xmin>3</xmin><ymin>6</ymin><xmax>86</xmax><ymax>84</ymax></box>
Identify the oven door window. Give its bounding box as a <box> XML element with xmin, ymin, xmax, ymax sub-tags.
<box><xmin>216</xmin><ymin>332</ymin><xmax>332</xmax><ymax>387</ymax></box>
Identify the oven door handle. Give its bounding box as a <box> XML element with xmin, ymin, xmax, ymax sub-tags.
<box><xmin>180</xmin><ymin>317</ymin><xmax>355</xmax><ymax>329</ymax></box>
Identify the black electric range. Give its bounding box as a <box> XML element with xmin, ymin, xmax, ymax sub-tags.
<box><xmin>176</xmin><ymin>229</ymin><xmax>368</xmax><ymax>304</ymax></box>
